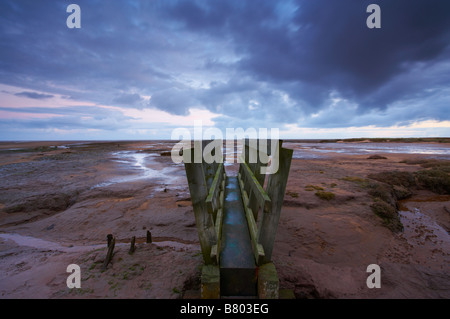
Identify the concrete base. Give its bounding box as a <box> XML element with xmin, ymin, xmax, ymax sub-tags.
<box><xmin>279</xmin><ymin>289</ymin><xmax>296</xmax><ymax>299</ymax></box>
<box><xmin>257</xmin><ymin>263</ymin><xmax>279</xmax><ymax>299</ymax></box>
<box><xmin>201</xmin><ymin>265</ymin><xmax>220</xmax><ymax>299</ymax></box>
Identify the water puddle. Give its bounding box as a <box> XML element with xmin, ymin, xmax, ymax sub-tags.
<box><xmin>91</xmin><ymin>151</ymin><xmax>182</xmax><ymax>188</ymax></box>
<box><xmin>0</xmin><ymin>233</ymin><xmax>106</xmax><ymax>253</ymax></box>
<box><xmin>398</xmin><ymin>196</ymin><xmax>450</xmax><ymax>264</ymax></box>
<box><xmin>285</xmin><ymin>142</ymin><xmax>450</xmax><ymax>159</ymax></box>
<box><xmin>0</xmin><ymin>233</ymin><xmax>197</xmax><ymax>253</ymax></box>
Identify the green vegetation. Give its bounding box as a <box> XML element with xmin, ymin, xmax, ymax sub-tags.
<box><xmin>367</xmin><ymin>183</ymin><xmax>396</xmax><ymax>205</ymax></box>
<box><xmin>69</xmin><ymin>287</ymin><xmax>94</xmax><ymax>295</ymax></box>
<box><xmin>364</xmin><ymin>160</ymin><xmax>450</xmax><ymax>232</ymax></box>
<box><xmin>341</xmin><ymin>176</ymin><xmax>370</xmax><ymax>188</ymax></box>
<box><xmin>367</xmin><ymin>155</ymin><xmax>387</xmax><ymax>160</ymax></box>
<box><xmin>415</xmin><ymin>169</ymin><xmax>450</xmax><ymax>195</ymax></box>
<box><xmin>341</xmin><ymin>174</ymin><xmax>406</xmax><ymax>232</ymax></box>
<box><xmin>315</xmin><ymin>191</ymin><xmax>335</xmax><ymax>200</ymax></box>
<box><xmin>369</xmin><ymin>162</ymin><xmax>450</xmax><ymax>195</ymax></box>
<box><xmin>286</xmin><ymin>191</ymin><xmax>299</xmax><ymax>198</ymax></box>
<box><xmin>370</xmin><ymin>200</ymin><xmax>404</xmax><ymax>233</ymax></box>
<box><xmin>172</xmin><ymin>287</ymin><xmax>181</xmax><ymax>294</ymax></box>
<box><xmin>305</xmin><ymin>185</ymin><xmax>324</xmax><ymax>191</ymax></box>
<box><xmin>365</xmin><ymin>181</ymin><xmax>405</xmax><ymax>233</ymax></box>
<box><xmin>368</xmin><ymin>171</ymin><xmax>416</xmax><ymax>188</ymax></box>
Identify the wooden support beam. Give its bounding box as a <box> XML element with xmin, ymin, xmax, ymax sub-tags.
<box><xmin>205</xmin><ymin>163</ymin><xmax>224</xmax><ymax>216</ymax></box>
<box><xmin>238</xmin><ymin>173</ymin><xmax>265</xmax><ymax>265</ymax></box>
<box><xmin>184</xmin><ymin>146</ymin><xmax>217</xmax><ymax>265</ymax></box>
<box><xmin>257</xmin><ymin>147</ymin><xmax>293</xmax><ymax>262</ymax></box>
<box><xmin>239</xmin><ymin>159</ymin><xmax>271</xmax><ymax>210</ymax></box>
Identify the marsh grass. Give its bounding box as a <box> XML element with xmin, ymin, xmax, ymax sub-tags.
<box><xmin>315</xmin><ymin>191</ymin><xmax>335</xmax><ymax>200</ymax></box>
<box><xmin>305</xmin><ymin>185</ymin><xmax>325</xmax><ymax>191</ymax></box>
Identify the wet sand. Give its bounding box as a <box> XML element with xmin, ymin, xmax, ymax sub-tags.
<box><xmin>0</xmin><ymin>140</ymin><xmax>449</xmax><ymax>298</ymax></box>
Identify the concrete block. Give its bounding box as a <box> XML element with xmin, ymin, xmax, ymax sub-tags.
<box><xmin>201</xmin><ymin>265</ymin><xmax>220</xmax><ymax>299</ymax></box>
<box><xmin>258</xmin><ymin>262</ymin><xmax>279</xmax><ymax>299</ymax></box>
<box><xmin>279</xmin><ymin>289</ymin><xmax>296</xmax><ymax>299</ymax></box>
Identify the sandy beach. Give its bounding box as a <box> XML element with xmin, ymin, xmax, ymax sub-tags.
<box><xmin>0</xmin><ymin>140</ymin><xmax>449</xmax><ymax>299</ymax></box>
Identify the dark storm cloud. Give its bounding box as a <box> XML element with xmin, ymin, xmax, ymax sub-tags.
<box><xmin>0</xmin><ymin>0</ymin><xmax>449</xmax><ymax>135</ymax></box>
<box><xmin>235</xmin><ymin>0</ymin><xmax>450</xmax><ymax>111</ymax></box>
<box><xmin>151</xmin><ymin>0</ymin><xmax>450</xmax><ymax>127</ymax></box>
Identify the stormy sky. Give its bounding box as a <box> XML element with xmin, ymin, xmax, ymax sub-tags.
<box><xmin>0</xmin><ymin>0</ymin><xmax>449</xmax><ymax>140</ymax></box>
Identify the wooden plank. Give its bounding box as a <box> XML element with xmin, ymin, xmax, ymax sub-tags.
<box><xmin>257</xmin><ymin>147</ymin><xmax>293</xmax><ymax>262</ymax></box>
<box><xmin>239</xmin><ymin>159</ymin><xmax>271</xmax><ymax>209</ymax></box>
<box><xmin>206</xmin><ymin>163</ymin><xmax>224</xmax><ymax>215</ymax></box>
<box><xmin>220</xmin><ymin>177</ymin><xmax>257</xmax><ymax>297</ymax></box>
<box><xmin>211</xmin><ymin>206</ymin><xmax>224</xmax><ymax>264</ymax></box>
<box><xmin>210</xmin><ymin>172</ymin><xmax>226</xmax><ymax>265</ymax></box>
<box><xmin>219</xmin><ymin>178</ymin><xmax>225</xmax><ymax>208</ymax></box>
<box><xmin>184</xmin><ymin>148</ymin><xmax>217</xmax><ymax>265</ymax></box>
<box><xmin>238</xmin><ymin>173</ymin><xmax>265</xmax><ymax>265</ymax></box>
<box><xmin>215</xmin><ymin>207</ymin><xmax>224</xmax><ymax>241</ymax></box>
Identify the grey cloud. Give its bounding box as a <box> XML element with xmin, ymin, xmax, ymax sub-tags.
<box><xmin>0</xmin><ymin>0</ymin><xmax>449</xmax><ymax>138</ymax></box>
<box><xmin>113</xmin><ymin>93</ymin><xmax>145</xmax><ymax>107</ymax></box>
<box><xmin>14</xmin><ymin>91</ymin><xmax>54</xmax><ymax>100</ymax></box>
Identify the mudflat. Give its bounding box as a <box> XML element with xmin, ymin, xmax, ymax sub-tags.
<box><xmin>0</xmin><ymin>140</ymin><xmax>449</xmax><ymax>298</ymax></box>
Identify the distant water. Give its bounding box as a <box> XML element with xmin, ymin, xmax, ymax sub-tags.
<box><xmin>284</xmin><ymin>142</ymin><xmax>450</xmax><ymax>159</ymax></box>
<box><xmin>91</xmin><ymin>151</ymin><xmax>181</xmax><ymax>189</ymax></box>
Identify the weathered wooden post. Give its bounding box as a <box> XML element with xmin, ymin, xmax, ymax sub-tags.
<box><xmin>129</xmin><ymin>236</ymin><xmax>136</xmax><ymax>254</ymax></box>
<box><xmin>146</xmin><ymin>230</ymin><xmax>152</xmax><ymax>244</ymax></box>
<box><xmin>183</xmin><ymin>140</ymin><xmax>217</xmax><ymax>265</ymax></box>
<box><xmin>257</xmin><ymin>141</ymin><xmax>293</xmax><ymax>262</ymax></box>
<box><xmin>102</xmin><ymin>236</ymin><xmax>115</xmax><ymax>270</ymax></box>
<box><xmin>107</xmin><ymin>234</ymin><xmax>113</xmax><ymax>247</ymax></box>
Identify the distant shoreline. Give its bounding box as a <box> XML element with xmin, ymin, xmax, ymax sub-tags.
<box><xmin>0</xmin><ymin>137</ymin><xmax>449</xmax><ymax>146</ymax></box>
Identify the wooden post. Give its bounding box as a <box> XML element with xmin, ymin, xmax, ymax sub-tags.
<box><xmin>244</xmin><ymin>139</ymin><xmax>271</xmax><ymax>221</ymax></box>
<box><xmin>102</xmin><ymin>237</ymin><xmax>115</xmax><ymax>270</ymax></box>
<box><xmin>184</xmin><ymin>143</ymin><xmax>217</xmax><ymax>265</ymax></box>
<box><xmin>129</xmin><ymin>236</ymin><xmax>136</xmax><ymax>254</ymax></box>
<box><xmin>107</xmin><ymin>234</ymin><xmax>113</xmax><ymax>248</ymax></box>
<box><xmin>146</xmin><ymin>230</ymin><xmax>152</xmax><ymax>243</ymax></box>
<box><xmin>258</xmin><ymin>147</ymin><xmax>293</xmax><ymax>262</ymax></box>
